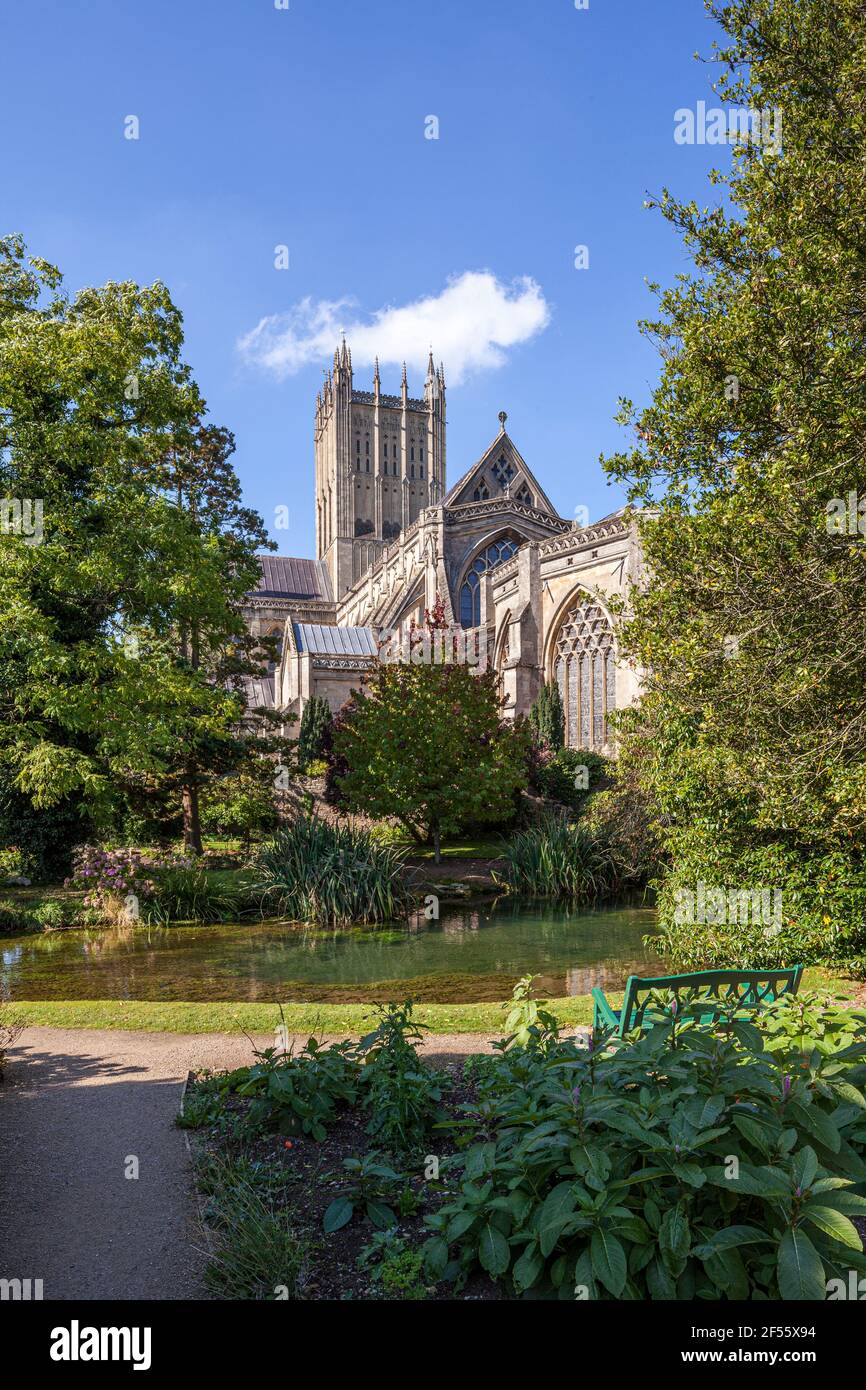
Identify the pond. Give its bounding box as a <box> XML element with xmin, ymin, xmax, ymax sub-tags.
<box><xmin>0</xmin><ymin>899</ymin><xmax>661</xmax><ymax>1005</ymax></box>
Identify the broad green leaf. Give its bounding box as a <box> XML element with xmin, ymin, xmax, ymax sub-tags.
<box><xmin>323</xmin><ymin>1196</ymin><xmax>354</xmax><ymax>1233</ymax></box>
<box><xmin>591</xmin><ymin>1228</ymin><xmax>627</xmax><ymax>1296</ymax></box>
<box><xmin>660</xmin><ymin>1203</ymin><xmax>690</xmax><ymax>1275</ymax></box>
<box><xmin>366</xmin><ymin>1200</ymin><xmax>397</xmax><ymax>1230</ymax></box>
<box><xmin>512</xmin><ymin>1242</ymin><xmax>544</xmax><ymax>1292</ymax></box>
<box><xmin>646</xmin><ymin>1255</ymin><xmax>677</xmax><ymax>1301</ymax></box>
<box><xmin>800</xmin><ymin>1206</ymin><xmax>862</xmax><ymax>1250</ymax></box>
<box><xmin>694</xmin><ymin>1224</ymin><xmax>771</xmax><ymax>1255</ymax></box>
<box><xmin>538</xmin><ymin>1182</ymin><xmax>578</xmax><ymax>1257</ymax></box>
<box><xmin>792</xmin><ymin>1145</ymin><xmax>818</xmax><ymax>1192</ymax></box>
<box><xmin>478</xmin><ymin>1223</ymin><xmax>510</xmax><ymax>1278</ymax></box>
<box><xmin>776</xmin><ymin>1228</ymin><xmax>826</xmax><ymax>1301</ymax></box>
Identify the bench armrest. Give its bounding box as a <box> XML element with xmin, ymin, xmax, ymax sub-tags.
<box><xmin>592</xmin><ymin>988</ymin><xmax>619</xmax><ymax>1030</ymax></box>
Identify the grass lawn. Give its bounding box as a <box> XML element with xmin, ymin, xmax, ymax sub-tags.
<box><xmin>403</xmin><ymin>834</ymin><xmax>508</xmax><ymax>861</ymax></box>
<box><xmin>8</xmin><ymin>967</ymin><xmax>859</xmax><ymax>1036</ymax></box>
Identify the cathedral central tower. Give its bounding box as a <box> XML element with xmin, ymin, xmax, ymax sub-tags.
<box><xmin>314</xmin><ymin>340</ymin><xmax>446</xmax><ymax>597</ymax></box>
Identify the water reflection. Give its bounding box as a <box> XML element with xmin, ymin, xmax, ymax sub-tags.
<box><xmin>0</xmin><ymin>899</ymin><xmax>660</xmax><ymax>1005</ymax></box>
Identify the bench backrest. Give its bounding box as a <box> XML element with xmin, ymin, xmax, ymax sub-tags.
<box><xmin>620</xmin><ymin>965</ymin><xmax>804</xmax><ymax>1035</ymax></box>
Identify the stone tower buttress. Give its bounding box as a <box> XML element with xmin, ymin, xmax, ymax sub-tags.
<box><xmin>315</xmin><ymin>343</ymin><xmax>447</xmax><ymax>599</ymax></box>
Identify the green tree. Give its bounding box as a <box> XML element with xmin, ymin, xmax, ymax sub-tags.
<box><xmin>297</xmin><ymin>695</ymin><xmax>333</xmax><ymax>771</ymax></box>
<box><xmin>200</xmin><ymin>752</ymin><xmax>281</xmax><ymax>853</ymax></box>
<box><xmin>0</xmin><ymin>235</ymin><xmax>281</xmax><ymax>857</ymax></box>
<box><xmin>529</xmin><ymin>680</ymin><xmax>564</xmax><ymax>749</ymax></box>
<box><xmin>333</xmin><ymin>662</ymin><xmax>529</xmax><ymax>862</ymax></box>
<box><xmin>603</xmin><ymin>0</ymin><xmax>866</xmax><ymax>965</ymax></box>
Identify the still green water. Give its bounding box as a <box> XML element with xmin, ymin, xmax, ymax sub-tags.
<box><xmin>0</xmin><ymin>900</ymin><xmax>660</xmax><ymax>1005</ymax></box>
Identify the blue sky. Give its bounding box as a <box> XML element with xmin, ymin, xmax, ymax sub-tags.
<box><xmin>3</xmin><ymin>0</ymin><xmax>727</xmax><ymax>556</ymax></box>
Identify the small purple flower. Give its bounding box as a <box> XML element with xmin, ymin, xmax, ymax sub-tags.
<box><xmin>782</xmin><ymin>1074</ymin><xmax>792</xmax><ymax>1099</ymax></box>
<box><xmin>571</xmin><ymin>1085</ymin><xmax>581</xmax><ymax>1106</ymax></box>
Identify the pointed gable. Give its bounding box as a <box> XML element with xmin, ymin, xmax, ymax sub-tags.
<box><xmin>443</xmin><ymin>425</ymin><xmax>558</xmax><ymax>517</ymax></box>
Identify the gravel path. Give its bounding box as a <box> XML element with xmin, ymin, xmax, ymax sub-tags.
<box><xmin>0</xmin><ymin>1025</ymin><xmax>507</xmax><ymax>1301</ymax></box>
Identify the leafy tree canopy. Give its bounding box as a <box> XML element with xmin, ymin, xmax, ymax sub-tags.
<box><xmin>333</xmin><ymin>662</ymin><xmax>529</xmax><ymax>861</ymax></box>
<box><xmin>603</xmin><ymin>0</ymin><xmax>866</xmax><ymax>963</ymax></box>
<box><xmin>0</xmin><ymin>234</ymin><xmax>282</xmax><ymax>851</ymax></box>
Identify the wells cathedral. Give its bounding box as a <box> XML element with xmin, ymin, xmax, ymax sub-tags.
<box><xmin>242</xmin><ymin>342</ymin><xmax>645</xmax><ymax>753</ymax></box>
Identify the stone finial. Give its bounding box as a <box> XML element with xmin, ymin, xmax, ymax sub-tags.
<box><xmin>498</xmin><ymin>410</ymin><xmax>508</xmax><ymax>433</ymax></box>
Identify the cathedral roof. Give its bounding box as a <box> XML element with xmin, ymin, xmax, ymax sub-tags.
<box><xmin>239</xmin><ymin>674</ymin><xmax>276</xmax><ymax>710</ymax></box>
<box><xmin>443</xmin><ymin>425</ymin><xmax>558</xmax><ymax>516</ymax></box>
<box><xmin>292</xmin><ymin>623</ymin><xmax>378</xmax><ymax>657</ymax></box>
<box><xmin>252</xmin><ymin>555</ymin><xmax>333</xmax><ymax>601</ymax></box>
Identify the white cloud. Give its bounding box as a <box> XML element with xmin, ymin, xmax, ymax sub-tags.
<box><xmin>237</xmin><ymin>271</ymin><xmax>550</xmax><ymax>386</ymax></box>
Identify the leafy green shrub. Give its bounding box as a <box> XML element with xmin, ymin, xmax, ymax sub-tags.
<box><xmin>253</xmin><ymin>815</ymin><xmax>409</xmax><ymax>927</ymax></box>
<box><xmin>655</xmin><ymin>843</ymin><xmax>866</xmax><ymax>976</ymax></box>
<box><xmin>533</xmin><ymin>748</ymin><xmax>610</xmax><ymax>811</ymax></box>
<box><xmin>499</xmin><ymin>974</ymin><xmax>562</xmax><ymax>1050</ymax></box>
<box><xmin>304</xmin><ymin>757</ymin><xmax>329</xmax><ymax>778</ymax></box>
<box><xmin>200</xmin><ymin>766</ymin><xmax>280</xmax><ymax>851</ymax></box>
<box><xmin>222</xmin><ymin>1036</ymin><xmax>362</xmax><ymax>1141</ymax></box>
<box><xmin>0</xmin><ymin>769</ymin><xmax>91</xmax><ymax>880</ymax></box>
<box><xmin>0</xmin><ymin>846</ymin><xmax>34</xmax><ymax>880</ymax></box>
<box><xmin>330</xmin><ymin>662</ymin><xmax>530</xmax><ymax>862</ymax></box>
<box><xmin>421</xmin><ymin>993</ymin><xmax>866</xmax><ymax>1299</ymax></box>
<box><xmin>0</xmin><ymin>899</ymin><xmax>35</xmax><ymax>934</ymax></box>
<box><xmin>323</xmin><ymin>1154</ymin><xmax>402</xmax><ymax>1233</ymax></box>
<box><xmin>358</xmin><ymin>1230</ymin><xmax>428</xmax><ymax>1299</ymax></box>
<box><xmin>144</xmin><ymin>866</ymin><xmax>241</xmax><ymax>924</ymax></box>
<box><xmin>30</xmin><ymin>901</ymin><xmax>75</xmax><ymax>931</ymax></box>
<box><xmin>298</xmin><ymin>696</ymin><xmax>333</xmax><ymax>771</ymax></box>
<box><xmin>360</xmin><ymin>1001</ymin><xmax>447</xmax><ymax>1153</ymax></box>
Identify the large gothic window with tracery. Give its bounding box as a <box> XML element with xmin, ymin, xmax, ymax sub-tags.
<box><xmin>553</xmin><ymin>598</ymin><xmax>616</xmax><ymax>750</ymax></box>
<box><xmin>459</xmin><ymin>536</ymin><xmax>519</xmax><ymax>627</ymax></box>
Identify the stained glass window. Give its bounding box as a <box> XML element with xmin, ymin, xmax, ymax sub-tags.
<box><xmin>459</xmin><ymin>536</ymin><xmax>519</xmax><ymax>627</ymax></box>
<box><xmin>553</xmin><ymin>598</ymin><xmax>616</xmax><ymax>750</ymax></box>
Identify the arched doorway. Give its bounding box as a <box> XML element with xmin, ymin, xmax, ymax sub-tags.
<box><xmin>552</xmin><ymin>596</ymin><xmax>616</xmax><ymax>750</ymax></box>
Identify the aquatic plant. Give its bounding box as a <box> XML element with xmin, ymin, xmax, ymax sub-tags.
<box><xmin>499</xmin><ymin>814</ymin><xmax>620</xmax><ymax>902</ymax></box>
<box><xmin>252</xmin><ymin>815</ymin><xmax>409</xmax><ymax>927</ymax></box>
<box><xmin>142</xmin><ymin>866</ymin><xmax>241</xmax><ymax>925</ymax></box>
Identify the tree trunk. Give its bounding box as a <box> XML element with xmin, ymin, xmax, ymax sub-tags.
<box><xmin>182</xmin><ymin>781</ymin><xmax>203</xmax><ymax>856</ymax></box>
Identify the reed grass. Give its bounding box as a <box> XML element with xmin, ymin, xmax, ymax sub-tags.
<box><xmin>500</xmin><ymin>814</ymin><xmax>620</xmax><ymax>902</ymax></box>
<box><xmin>253</xmin><ymin>815</ymin><xmax>409</xmax><ymax>927</ymax></box>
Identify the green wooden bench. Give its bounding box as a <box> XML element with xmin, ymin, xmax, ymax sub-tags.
<box><xmin>592</xmin><ymin>966</ymin><xmax>805</xmax><ymax>1037</ymax></box>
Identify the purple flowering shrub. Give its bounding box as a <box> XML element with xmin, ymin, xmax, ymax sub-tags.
<box><xmin>66</xmin><ymin>845</ymin><xmax>193</xmax><ymax>911</ymax></box>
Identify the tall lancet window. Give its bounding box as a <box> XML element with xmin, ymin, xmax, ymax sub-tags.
<box><xmin>553</xmin><ymin>598</ymin><xmax>616</xmax><ymax>751</ymax></box>
<box><xmin>459</xmin><ymin>536</ymin><xmax>519</xmax><ymax>628</ymax></box>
